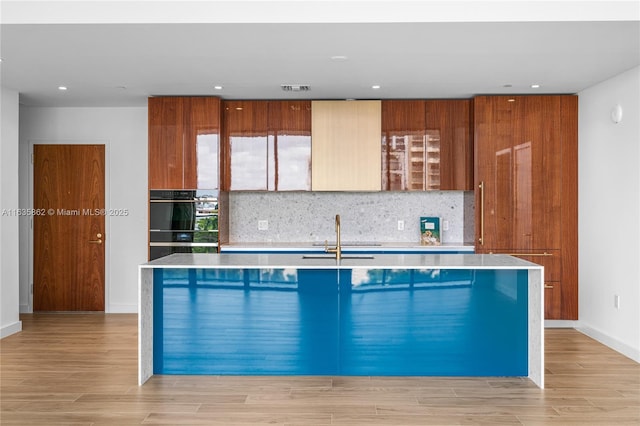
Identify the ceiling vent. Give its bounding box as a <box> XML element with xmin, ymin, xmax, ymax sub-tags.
<box><xmin>281</xmin><ymin>84</ymin><xmax>310</xmax><ymax>92</ymax></box>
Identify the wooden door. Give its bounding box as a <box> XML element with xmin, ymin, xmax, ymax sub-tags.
<box><xmin>33</xmin><ymin>144</ymin><xmax>105</xmax><ymax>311</ymax></box>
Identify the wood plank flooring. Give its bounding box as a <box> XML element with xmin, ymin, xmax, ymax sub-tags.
<box><xmin>1</xmin><ymin>314</ymin><xmax>638</xmax><ymax>425</ymax></box>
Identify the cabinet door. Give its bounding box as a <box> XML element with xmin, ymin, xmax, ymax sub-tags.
<box><xmin>184</xmin><ymin>97</ymin><xmax>221</xmax><ymax>189</ymax></box>
<box><xmin>475</xmin><ymin>96</ymin><xmax>563</xmax><ymax>250</ymax></box>
<box><xmin>312</xmin><ymin>100</ymin><xmax>381</xmax><ymax>191</ymax></box>
<box><xmin>148</xmin><ymin>97</ymin><xmax>186</xmax><ymax>189</ymax></box>
<box><xmin>474</xmin><ymin>95</ymin><xmax>578</xmax><ymax>320</ymax></box>
<box><xmin>382</xmin><ymin>100</ymin><xmax>472</xmax><ymax>191</ymax></box>
<box><xmin>381</xmin><ymin>100</ymin><xmax>426</xmax><ymax>190</ymax></box>
<box><xmin>474</xmin><ymin>96</ymin><xmax>517</xmax><ymax>249</ymax></box>
<box><xmin>268</xmin><ymin>100</ymin><xmax>311</xmax><ymax>191</ymax></box>
<box><xmin>224</xmin><ymin>100</ymin><xmax>269</xmax><ymax>190</ymax></box>
<box><xmin>544</xmin><ymin>282</ymin><xmax>563</xmax><ymax>319</ymax></box>
<box><xmin>425</xmin><ymin>100</ymin><xmax>473</xmax><ymax>190</ymax></box>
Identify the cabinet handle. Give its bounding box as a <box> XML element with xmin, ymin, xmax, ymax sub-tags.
<box><xmin>544</xmin><ymin>284</ymin><xmax>554</xmax><ymax>289</ymax></box>
<box><xmin>478</xmin><ymin>181</ymin><xmax>484</xmax><ymax>245</ymax></box>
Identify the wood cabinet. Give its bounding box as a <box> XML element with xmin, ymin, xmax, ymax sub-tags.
<box><xmin>474</xmin><ymin>95</ymin><xmax>578</xmax><ymax>320</ymax></box>
<box><xmin>382</xmin><ymin>100</ymin><xmax>472</xmax><ymax>191</ymax></box>
<box><xmin>312</xmin><ymin>100</ymin><xmax>382</xmax><ymax>191</ymax></box>
<box><xmin>222</xmin><ymin>100</ymin><xmax>311</xmax><ymax>191</ymax></box>
<box><xmin>148</xmin><ymin>96</ymin><xmax>220</xmax><ymax>189</ymax></box>
<box><xmin>223</xmin><ymin>100</ymin><xmax>268</xmax><ymax>190</ymax></box>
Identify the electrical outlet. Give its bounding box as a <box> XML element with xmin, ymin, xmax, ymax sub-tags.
<box><xmin>397</xmin><ymin>220</ymin><xmax>404</xmax><ymax>231</ymax></box>
<box><xmin>442</xmin><ymin>220</ymin><xmax>450</xmax><ymax>231</ymax></box>
<box><xmin>258</xmin><ymin>220</ymin><xmax>268</xmax><ymax>231</ymax></box>
<box><xmin>614</xmin><ymin>294</ymin><xmax>620</xmax><ymax>309</ymax></box>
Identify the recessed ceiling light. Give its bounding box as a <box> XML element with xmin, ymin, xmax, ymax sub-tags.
<box><xmin>235</xmin><ymin>107</ymin><xmax>243</xmax><ymax>111</ymax></box>
<box><xmin>372</xmin><ymin>85</ymin><xmax>381</xmax><ymax>90</ymax></box>
<box><xmin>58</xmin><ymin>86</ymin><xmax>67</xmax><ymax>91</ymax></box>
<box><xmin>214</xmin><ymin>85</ymin><xmax>223</xmax><ymax>90</ymax></box>
<box><xmin>330</xmin><ymin>55</ymin><xmax>348</xmax><ymax>61</ymax></box>
<box><xmin>507</xmin><ymin>98</ymin><xmax>516</xmax><ymax>102</ymax></box>
<box><xmin>531</xmin><ymin>84</ymin><xmax>541</xmax><ymax>88</ymax></box>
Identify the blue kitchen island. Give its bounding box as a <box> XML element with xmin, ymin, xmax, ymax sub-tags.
<box><xmin>138</xmin><ymin>253</ymin><xmax>544</xmax><ymax>388</ymax></box>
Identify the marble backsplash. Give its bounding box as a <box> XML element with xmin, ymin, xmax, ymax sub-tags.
<box><xmin>229</xmin><ymin>191</ymin><xmax>475</xmax><ymax>244</ymax></box>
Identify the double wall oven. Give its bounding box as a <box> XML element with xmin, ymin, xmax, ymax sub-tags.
<box><xmin>149</xmin><ymin>190</ymin><xmax>219</xmax><ymax>260</ymax></box>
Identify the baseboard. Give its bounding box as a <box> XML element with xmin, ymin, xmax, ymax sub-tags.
<box><xmin>577</xmin><ymin>325</ymin><xmax>640</xmax><ymax>363</ymax></box>
<box><xmin>19</xmin><ymin>303</ymin><xmax>31</xmax><ymax>314</ymax></box>
<box><xmin>107</xmin><ymin>303</ymin><xmax>138</xmax><ymax>314</ymax></box>
<box><xmin>1</xmin><ymin>320</ymin><xmax>23</xmax><ymax>339</ymax></box>
<box><xmin>545</xmin><ymin>320</ymin><xmax>580</xmax><ymax>328</ymax></box>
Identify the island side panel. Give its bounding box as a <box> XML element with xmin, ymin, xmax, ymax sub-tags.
<box><xmin>528</xmin><ymin>268</ymin><xmax>544</xmax><ymax>388</ymax></box>
<box><xmin>138</xmin><ymin>267</ymin><xmax>154</xmax><ymax>385</ymax></box>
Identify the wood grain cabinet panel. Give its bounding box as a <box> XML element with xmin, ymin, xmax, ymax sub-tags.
<box><xmin>184</xmin><ymin>97</ymin><xmax>221</xmax><ymax>189</ymax></box>
<box><xmin>382</xmin><ymin>100</ymin><xmax>472</xmax><ymax>191</ymax></box>
<box><xmin>544</xmin><ymin>282</ymin><xmax>563</xmax><ymax>320</ymax></box>
<box><xmin>148</xmin><ymin>96</ymin><xmax>220</xmax><ymax>190</ymax></box>
<box><xmin>223</xmin><ymin>100</ymin><xmax>269</xmax><ymax>190</ymax></box>
<box><xmin>148</xmin><ymin>97</ymin><xmax>186</xmax><ymax>189</ymax></box>
<box><xmin>267</xmin><ymin>100</ymin><xmax>312</xmax><ymax>191</ymax></box>
<box><xmin>222</xmin><ymin>100</ymin><xmax>311</xmax><ymax>191</ymax></box>
<box><xmin>381</xmin><ymin>100</ymin><xmax>427</xmax><ymax>190</ymax></box>
<box><xmin>425</xmin><ymin>100</ymin><xmax>473</xmax><ymax>190</ymax></box>
<box><xmin>474</xmin><ymin>95</ymin><xmax>578</xmax><ymax>319</ymax></box>
<box><xmin>312</xmin><ymin>100</ymin><xmax>381</xmax><ymax>191</ymax></box>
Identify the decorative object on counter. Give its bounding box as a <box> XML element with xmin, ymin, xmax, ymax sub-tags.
<box><xmin>420</xmin><ymin>216</ymin><xmax>441</xmax><ymax>245</ymax></box>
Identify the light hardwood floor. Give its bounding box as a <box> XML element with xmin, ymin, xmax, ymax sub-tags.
<box><xmin>1</xmin><ymin>314</ymin><xmax>638</xmax><ymax>425</ymax></box>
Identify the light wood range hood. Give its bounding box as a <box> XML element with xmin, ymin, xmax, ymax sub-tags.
<box><xmin>311</xmin><ymin>100</ymin><xmax>382</xmax><ymax>191</ymax></box>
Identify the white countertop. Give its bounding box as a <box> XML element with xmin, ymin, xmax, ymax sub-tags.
<box><xmin>141</xmin><ymin>253</ymin><xmax>542</xmax><ymax>270</ymax></box>
<box><xmin>220</xmin><ymin>242</ymin><xmax>474</xmax><ymax>253</ymax></box>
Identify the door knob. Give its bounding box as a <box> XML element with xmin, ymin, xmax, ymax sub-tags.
<box><xmin>89</xmin><ymin>239</ymin><xmax>103</xmax><ymax>244</ymax></box>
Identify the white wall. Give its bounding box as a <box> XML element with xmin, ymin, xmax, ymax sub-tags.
<box><xmin>19</xmin><ymin>107</ymin><xmax>148</xmax><ymax>313</ymax></box>
<box><xmin>1</xmin><ymin>86</ymin><xmax>22</xmax><ymax>338</ymax></box>
<box><xmin>578</xmin><ymin>66</ymin><xmax>640</xmax><ymax>362</ymax></box>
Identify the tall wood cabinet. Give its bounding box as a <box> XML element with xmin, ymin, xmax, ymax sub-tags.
<box><xmin>222</xmin><ymin>100</ymin><xmax>311</xmax><ymax>191</ymax></box>
<box><xmin>382</xmin><ymin>99</ymin><xmax>472</xmax><ymax>191</ymax></box>
<box><xmin>148</xmin><ymin>96</ymin><xmax>221</xmax><ymax>189</ymax></box>
<box><xmin>474</xmin><ymin>95</ymin><xmax>578</xmax><ymax>319</ymax></box>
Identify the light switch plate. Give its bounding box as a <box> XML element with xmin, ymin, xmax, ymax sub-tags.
<box><xmin>258</xmin><ymin>220</ymin><xmax>268</xmax><ymax>231</ymax></box>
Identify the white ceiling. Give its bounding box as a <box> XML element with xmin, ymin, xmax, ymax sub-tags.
<box><xmin>1</xmin><ymin>1</ymin><xmax>639</xmax><ymax>107</ymax></box>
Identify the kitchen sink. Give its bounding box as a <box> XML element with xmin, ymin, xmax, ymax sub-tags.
<box><xmin>301</xmin><ymin>254</ymin><xmax>374</xmax><ymax>260</ymax></box>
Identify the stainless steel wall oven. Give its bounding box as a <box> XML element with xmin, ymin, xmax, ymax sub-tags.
<box><xmin>149</xmin><ymin>190</ymin><xmax>219</xmax><ymax>260</ymax></box>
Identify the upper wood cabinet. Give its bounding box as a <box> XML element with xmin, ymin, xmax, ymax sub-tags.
<box><xmin>474</xmin><ymin>95</ymin><xmax>578</xmax><ymax>320</ymax></box>
<box><xmin>222</xmin><ymin>100</ymin><xmax>311</xmax><ymax>191</ymax></box>
<box><xmin>148</xmin><ymin>96</ymin><xmax>220</xmax><ymax>189</ymax></box>
<box><xmin>312</xmin><ymin>100</ymin><xmax>382</xmax><ymax>191</ymax></box>
<box><xmin>223</xmin><ymin>100</ymin><xmax>269</xmax><ymax>190</ymax></box>
<box><xmin>381</xmin><ymin>100</ymin><xmax>472</xmax><ymax>191</ymax></box>
<box><xmin>268</xmin><ymin>101</ymin><xmax>312</xmax><ymax>190</ymax></box>
<box><xmin>425</xmin><ymin>100</ymin><xmax>473</xmax><ymax>190</ymax></box>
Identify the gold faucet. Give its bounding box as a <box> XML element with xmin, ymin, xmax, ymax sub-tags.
<box><xmin>325</xmin><ymin>214</ymin><xmax>342</xmax><ymax>260</ymax></box>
